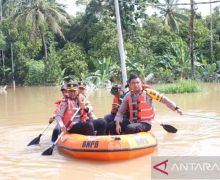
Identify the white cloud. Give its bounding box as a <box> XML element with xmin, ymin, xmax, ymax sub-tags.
<box><xmin>57</xmin><ymin>0</ymin><xmax>85</xmax><ymax>16</ymax></box>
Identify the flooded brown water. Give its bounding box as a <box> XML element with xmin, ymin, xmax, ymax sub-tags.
<box><xmin>0</xmin><ymin>84</ymin><xmax>220</xmax><ymax>180</ymax></box>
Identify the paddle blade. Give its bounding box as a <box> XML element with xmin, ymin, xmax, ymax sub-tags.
<box><xmin>27</xmin><ymin>134</ymin><xmax>42</xmax><ymax>146</ymax></box>
<box><xmin>42</xmin><ymin>145</ymin><xmax>55</xmax><ymax>156</ymax></box>
<box><xmin>161</xmin><ymin>124</ymin><xmax>178</xmax><ymax>133</ymax></box>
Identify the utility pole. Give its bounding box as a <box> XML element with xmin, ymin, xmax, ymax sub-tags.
<box><xmin>210</xmin><ymin>0</ymin><xmax>214</xmax><ymax>63</ymax></box>
<box><xmin>189</xmin><ymin>0</ymin><xmax>195</xmax><ymax>79</ymax></box>
<box><xmin>114</xmin><ymin>0</ymin><xmax>127</xmax><ymax>89</ymax></box>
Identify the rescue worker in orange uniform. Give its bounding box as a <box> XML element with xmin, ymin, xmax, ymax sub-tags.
<box><xmin>50</xmin><ymin>84</ymin><xmax>68</xmax><ymax>142</ymax></box>
<box><xmin>109</xmin><ymin>74</ymin><xmax>183</xmax><ymax>135</ymax></box>
<box><xmin>104</xmin><ymin>85</ymin><xmax>125</xmax><ymax>134</ymax></box>
<box><xmin>78</xmin><ymin>81</ymin><xmax>87</xmax><ymax>97</ymax></box>
<box><xmin>55</xmin><ymin>83</ymin><xmax>95</xmax><ymax>135</ymax></box>
<box><xmin>78</xmin><ymin>81</ymin><xmax>107</xmax><ymax>135</ymax></box>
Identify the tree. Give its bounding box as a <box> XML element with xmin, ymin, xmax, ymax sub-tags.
<box><xmin>76</xmin><ymin>0</ymin><xmax>158</xmax><ymax>41</ymax></box>
<box><xmin>157</xmin><ymin>0</ymin><xmax>188</xmax><ymax>31</ymax></box>
<box><xmin>59</xmin><ymin>43</ymin><xmax>88</xmax><ymax>80</ymax></box>
<box><xmin>13</xmin><ymin>0</ymin><xmax>69</xmax><ymax>60</ymax></box>
<box><xmin>87</xmin><ymin>17</ymin><xmax>118</xmax><ymax>65</ymax></box>
<box><xmin>0</xmin><ymin>30</ymin><xmax>6</xmax><ymax>81</ymax></box>
<box><xmin>206</xmin><ymin>6</ymin><xmax>220</xmax><ymax>63</ymax></box>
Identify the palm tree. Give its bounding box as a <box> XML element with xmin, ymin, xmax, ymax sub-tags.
<box><xmin>156</xmin><ymin>0</ymin><xmax>188</xmax><ymax>31</ymax></box>
<box><xmin>13</xmin><ymin>0</ymin><xmax>69</xmax><ymax>59</ymax></box>
<box><xmin>1</xmin><ymin>0</ymin><xmax>22</xmax><ymax>20</ymax></box>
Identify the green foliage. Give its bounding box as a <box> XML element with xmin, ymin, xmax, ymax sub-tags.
<box><xmin>196</xmin><ymin>57</ymin><xmax>217</xmax><ymax>82</ymax></box>
<box><xmin>170</xmin><ymin>39</ymin><xmax>190</xmax><ymax>79</ymax></box>
<box><xmin>60</xmin><ymin>43</ymin><xmax>88</xmax><ymax>80</ymax></box>
<box><xmin>89</xmin><ymin>57</ymin><xmax>120</xmax><ymax>87</ymax></box>
<box><xmin>125</xmin><ymin>16</ymin><xmax>179</xmax><ymax>81</ymax></box>
<box><xmin>156</xmin><ymin>39</ymin><xmax>190</xmax><ymax>81</ymax></box>
<box><xmin>155</xmin><ymin>80</ymin><xmax>202</xmax><ymax>94</ymax></box>
<box><xmin>25</xmin><ymin>60</ymin><xmax>45</xmax><ymax>85</ymax></box>
<box><xmin>1</xmin><ymin>0</ymin><xmax>220</xmax><ymax>86</ymax></box>
<box><xmin>140</xmin><ymin>16</ymin><xmax>178</xmax><ymax>55</ymax></box>
<box><xmin>87</xmin><ymin>17</ymin><xmax>118</xmax><ymax>64</ymax></box>
<box><xmin>194</xmin><ymin>19</ymin><xmax>210</xmax><ymax>60</ymax></box>
<box><xmin>0</xmin><ymin>66</ymin><xmax>11</xmax><ymax>84</ymax></box>
<box><xmin>127</xmin><ymin>59</ymin><xmax>147</xmax><ymax>79</ymax></box>
<box><xmin>155</xmin><ymin>67</ymin><xmax>176</xmax><ymax>83</ymax></box>
<box><xmin>0</xmin><ymin>31</ymin><xmax>6</xmax><ymax>49</ymax></box>
<box><xmin>118</xmin><ymin>0</ymin><xmax>148</xmax><ymax>39</ymax></box>
<box><xmin>205</xmin><ymin>7</ymin><xmax>220</xmax><ymax>63</ymax></box>
<box><xmin>157</xmin><ymin>0</ymin><xmax>188</xmax><ymax>31</ymax></box>
<box><xmin>45</xmin><ymin>46</ymin><xmax>62</xmax><ymax>85</ymax></box>
<box><xmin>79</xmin><ymin>0</ymin><xmax>157</xmax><ymax>41</ymax></box>
<box><xmin>11</xmin><ymin>0</ymin><xmax>69</xmax><ymax>59</ymax></box>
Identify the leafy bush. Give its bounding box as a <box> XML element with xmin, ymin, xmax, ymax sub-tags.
<box><xmin>45</xmin><ymin>46</ymin><xmax>62</xmax><ymax>85</ymax></box>
<box><xmin>25</xmin><ymin>60</ymin><xmax>45</xmax><ymax>85</ymax></box>
<box><xmin>88</xmin><ymin>57</ymin><xmax>120</xmax><ymax>87</ymax></box>
<box><xmin>196</xmin><ymin>57</ymin><xmax>217</xmax><ymax>82</ymax></box>
<box><xmin>60</xmin><ymin>43</ymin><xmax>88</xmax><ymax>79</ymax></box>
<box><xmin>155</xmin><ymin>80</ymin><xmax>202</xmax><ymax>94</ymax></box>
<box><xmin>154</xmin><ymin>67</ymin><xmax>175</xmax><ymax>83</ymax></box>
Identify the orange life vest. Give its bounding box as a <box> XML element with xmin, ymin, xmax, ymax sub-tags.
<box><xmin>111</xmin><ymin>90</ymin><xmax>125</xmax><ymax>114</ymax></box>
<box><xmin>112</xmin><ymin>89</ymin><xmax>124</xmax><ymax>104</ymax></box>
<box><xmin>113</xmin><ymin>93</ymin><xmax>120</xmax><ymax>105</ymax></box>
<box><xmin>127</xmin><ymin>91</ymin><xmax>155</xmax><ymax>122</ymax></box>
<box><xmin>54</xmin><ymin>100</ymin><xmax>62</xmax><ymax>105</ymax></box>
<box><xmin>63</xmin><ymin>95</ymin><xmax>88</xmax><ymax>128</ymax></box>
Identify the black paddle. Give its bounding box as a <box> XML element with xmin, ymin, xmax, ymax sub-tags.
<box><xmin>42</xmin><ymin>131</ymin><xmax>65</xmax><ymax>156</ymax></box>
<box><xmin>42</xmin><ymin>108</ymin><xmax>80</xmax><ymax>156</ymax></box>
<box><xmin>27</xmin><ymin>121</ymin><xmax>53</xmax><ymax>146</ymax></box>
<box><xmin>160</xmin><ymin>123</ymin><xmax>178</xmax><ymax>133</ymax></box>
<box><xmin>154</xmin><ymin>120</ymin><xmax>178</xmax><ymax>133</ymax></box>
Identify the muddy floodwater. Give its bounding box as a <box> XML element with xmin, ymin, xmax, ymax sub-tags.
<box><xmin>0</xmin><ymin>84</ymin><xmax>220</xmax><ymax>180</ymax></box>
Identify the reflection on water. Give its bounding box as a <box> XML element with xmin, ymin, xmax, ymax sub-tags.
<box><xmin>0</xmin><ymin>84</ymin><xmax>220</xmax><ymax>179</ymax></box>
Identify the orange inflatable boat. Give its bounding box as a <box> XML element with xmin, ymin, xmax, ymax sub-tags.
<box><xmin>58</xmin><ymin>132</ymin><xmax>157</xmax><ymax>161</ymax></box>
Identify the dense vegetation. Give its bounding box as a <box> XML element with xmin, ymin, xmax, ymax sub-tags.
<box><xmin>155</xmin><ymin>80</ymin><xmax>202</xmax><ymax>94</ymax></box>
<box><xmin>0</xmin><ymin>0</ymin><xmax>220</xmax><ymax>86</ymax></box>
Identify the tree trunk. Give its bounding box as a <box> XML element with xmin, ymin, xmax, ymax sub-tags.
<box><xmin>210</xmin><ymin>0</ymin><xmax>214</xmax><ymax>63</ymax></box>
<box><xmin>40</xmin><ymin>27</ymin><xmax>48</xmax><ymax>60</ymax></box>
<box><xmin>2</xmin><ymin>51</ymin><xmax>4</xmax><ymax>79</ymax></box>
<box><xmin>189</xmin><ymin>0</ymin><xmax>195</xmax><ymax>79</ymax></box>
<box><xmin>0</xmin><ymin>0</ymin><xmax>2</xmax><ymax>80</ymax></box>
<box><xmin>0</xmin><ymin>0</ymin><xmax>2</xmax><ymax>21</ymax></box>
<box><xmin>11</xmin><ymin>43</ymin><xmax>15</xmax><ymax>89</ymax></box>
<box><xmin>35</xmin><ymin>0</ymin><xmax>47</xmax><ymax>60</ymax></box>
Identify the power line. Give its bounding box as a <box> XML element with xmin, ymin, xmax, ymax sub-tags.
<box><xmin>119</xmin><ymin>0</ymin><xmax>220</xmax><ymax>7</ymax></box>
<box><xmin>71</xmin><ymin>0</ymin><xmax>220</xmax><ymax>41</ymax></box>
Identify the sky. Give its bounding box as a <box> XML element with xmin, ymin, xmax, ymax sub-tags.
<box><xmin>59</xmin><ymin>0</ymin><xmax>220</xmax><ymax>16</ymax></box>
<box><xmin>177</xmin><ymin>0</ymin><xmax>220</xmax><ymax>16</ymax></box>
<box><xmin>57</xmin><ymin>0</ymin><xmax>83</xmax><ymax>16</ymax></box>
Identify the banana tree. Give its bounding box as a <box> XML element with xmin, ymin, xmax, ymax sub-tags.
<box><xmin>89</xmin><ymin>57</ymin><xmax>120</xmax><ymax>87</ymax></box>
